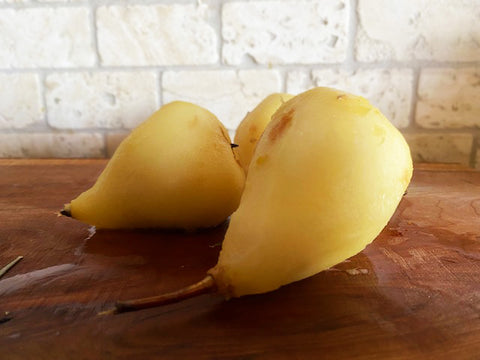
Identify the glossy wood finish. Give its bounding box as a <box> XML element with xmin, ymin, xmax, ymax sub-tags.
<box><xmin>0</xmin><ymin>159</ymin><xmax>479</xmax><ymax>359</ymax></box>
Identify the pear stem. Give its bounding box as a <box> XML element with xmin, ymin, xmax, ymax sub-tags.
<box><xmin>99</xmin><ymin>275</ymin><xmax>216</xmax><ymax>315</ymax></box>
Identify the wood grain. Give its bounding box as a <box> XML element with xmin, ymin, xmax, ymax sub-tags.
<box><xmin>0</xmin><ymin>160</ymin><xmax>479</xmax><ymax>359</ymax></box>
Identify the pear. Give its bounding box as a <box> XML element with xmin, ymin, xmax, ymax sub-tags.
<box><xmin>63</xmin><ymin>101</ymin><xmax>245</xmax><ymax>230</ymax></box>
<box><xmin>209</xmin><ymin>87</ymin><xmax>412</xmax><ymax>297</ymax></box>
<box><xmin>101</xmin><ymin>87</ymin><xmax>412</xmax><ymax>314</ymax></box>
<box><xmin>234</xmin><ymin>93</ymin><xmax>294</xmax><ymax>172</ymax></box>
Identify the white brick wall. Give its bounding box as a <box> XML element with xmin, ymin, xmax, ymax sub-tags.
<box><xmin>0</xmin><ymin>0</ymin><xmax>479</xmax><ymax>168</ymax></box>
<box><xmin>162</xmin><ymin>70</ymin><xmax>282</xmax><ymax>129</ymax></box>
<box><xmin>0</xmin><ymin>133</ymin><xmax>104</xmax><ymax>158</ymax></box>
<box><xmin>404</xmin><ymin>133</ymin><xmax>474</xmax><ymax>167</ymax></box>
<box><xmin>97</xmin><ymin>4</ymin><xmax>218</xmax><ymax>66</ymax></box>
<box><xmin>416</xmin><ymin>68</ymin><xmax>480</xmax><ymax>129</ymax></box>
<box><xmin>222</xmin><ymin>0</ymin><xmax>348</xmax><ymax>65</ymax></box>
<box><xmin>45</xmin><ymin>71</ymin><xmax>159</xmax><ymax>129</ymax></box>
<box><xmin>0</xmin><ymin>73</ymin><xmax>44</xmax><ymax>128</ymax></box>
<box><xmin>0</xmin><ymin>8</ymin><xmax>95</xmax><ymax>68</ymax></box>
<box><xmin>356</xmin><ymin>0</ymin><xmax>480</xmax><ymax>62</ymax></box>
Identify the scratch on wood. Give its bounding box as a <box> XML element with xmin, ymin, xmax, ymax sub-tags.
<box><xmin>381</xmin><ymin>247</ymin><xmax>411</xmax><ymax>270</ymax></box>
<box><xmin>409</xmin><ymin>248</ymin><xmax>429</xmax><ymax>263</ymax></box>
<box><xmin>470</xmin><ymin>200</ymin><xmax>480</xmax><ymax>217</ymax></box>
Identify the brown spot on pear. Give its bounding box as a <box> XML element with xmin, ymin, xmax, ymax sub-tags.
<box><xmin>268</xmin><ymin>108</ymin><xmax>294</xmax><ymax>142</ymax></box>
<box><xmin>234</xmin><ymin>93</ymin><xmax>294</xmax><ymax>173</ymax></box>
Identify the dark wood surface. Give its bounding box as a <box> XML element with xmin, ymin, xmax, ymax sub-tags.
<box><xmin>0</xmin><ymin>159</ymin><xmax>479</xmax><ymax>359</ymax></box>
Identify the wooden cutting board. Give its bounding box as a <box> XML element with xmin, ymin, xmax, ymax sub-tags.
<box><xmin>0</xmin><ymin>159</ymin><xmax>479</xmax><ymax>359</ymax></box>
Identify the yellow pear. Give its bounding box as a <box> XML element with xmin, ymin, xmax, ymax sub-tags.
<box><xmin>102</xmin><ymin>87</ymin><xmax>412</xmax><ymax>314</ymax></box>
<box><xmin>210</xmin><ymin>87</ymin><xmax>412</xmax><ymax>297</ymax></box>
<box><xmin>63</xmin><ymin>101</ymin><xmax>245</xmax><ymax>230</ymax></box>
<box><xmin>234</xmin><ymin>93</ymin><xmax>294</xmax><ymax>172</ymax></box>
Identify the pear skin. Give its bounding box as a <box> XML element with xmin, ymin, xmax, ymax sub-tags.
<box><xmin>234</xmin><ymin>93</ymin><xmax>294</xmax><ymax>173</ymax></box>
<box><xmin>65</xmin><ymin>101</ymin><xmax>245</xmax><ymax>230</ymax></box>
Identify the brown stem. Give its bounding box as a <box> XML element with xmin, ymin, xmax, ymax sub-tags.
<box><xmin>99</xmin><ymin>275</ymin><xmax>216</xmax><ymax>316</ymax></box>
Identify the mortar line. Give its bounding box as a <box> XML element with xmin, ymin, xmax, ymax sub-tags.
<box><xmin>37</xmin><ymin>71</ymin><xmax>51</xmax><ymax>132</ymax></box>
<box><xmin>91</xmin><ymin>0</ymin><xmax>197</xmax><ymax>5</ymax></box>
<box><xmin>0</xmin><ymin>127</ymin><xmax>137</xmax><ymax>134</ymax></box>
<box><xmin>406</xmin><ymin>66</ymin><xmax>421</xmax><ymax>131</ymax></box>
<box><xmin>0</xmin><ymin>2</ymin><xmax>90</xmax><ymax>10</ymax></box>
<box><xmin>158</xmin><ymin>70</ymin><xmax>164</xmax><ymax>106</ymax></box>
<box><xmin>469</xmin><ymin>134</ymin><xmax>479</xmax><ymax>168</ymax></box>
<box><xmin>1</xmin><ymin>61</ymin><xmax>479</xmax><ymax>74</ymax></box>
<box><xmin>0</xmin><ymin>0</ymin><xmax>197</xmax><ymax>9</ymax></box>
<box><xmin>399</xmin><ymin>127</ymin><xmax>480</xmax><ymax>135</ymax></box>
<box><xmin>11</xmin><ymin>128</ymin><xmax>477</xmax><ymax>137</ymax></box>
<box><xmin>217</xmin><ymin>0</ymin><xmax>224</xmax><ymax>67</ymax></box>
<box><xmin>89</xmin><ymin>0</ymin><xmax>101</xmax><ymax>68</ymax></box>
<box><xmin>281</xmin><ymin>67</ymin><xmax>289</xmax><ymax>93</ymax></box>
<box><xmin>345</xmin><ymin>0</ymin><xmax>358</xmax><ymax>71</ymax></box>
<box><xmin>102</xmin><ymin>131</ymin><xmax>109</xmax><ymax>158</ymax></box>
<box><xmin>39</xmin><ymin>69</ymin><xmax>60</xmax><ymax>132</ymax></box>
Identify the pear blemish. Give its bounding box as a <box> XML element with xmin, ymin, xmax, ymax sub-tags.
<box><xmin>234</xmin><ymin>93</ymin><xmax>294</xmax><ymax>173</ymax></box>
<box><xmin>268</xmin><ymin>108</ymin><xmax>294</xmax><ymax>142</ymax></box>
<box><xmin>255</xmin><ymin>155</ymin><xmax>268</xmax><ymax>166</ymax></box>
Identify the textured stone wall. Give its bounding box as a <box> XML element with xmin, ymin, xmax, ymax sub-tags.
<box><xmin>0</xmin><ymin>0</ymin><xmax>479</xmax><ymax>168</ymax></box>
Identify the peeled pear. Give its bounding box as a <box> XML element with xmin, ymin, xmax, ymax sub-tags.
<box><xmin>63</xmin><ymin>101</ymin><xmax>245</xmax><ymax>230</ymax></box>
<box><xmin>103</xmin><ymin>87</ymin><xmax>412</xmax><ymax>314</ymax></box>
<box><xmin>210</xmin><ymin>87</ymin><xmax>412</xmax><ymax>297</ymax></box>
<box><xmin>234</xmin><ymin>93</ymin><xmax>294</xmax><ymax>172</ymax></box>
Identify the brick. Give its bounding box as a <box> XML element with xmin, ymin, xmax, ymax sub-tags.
<box><xmin>106</xmin><ymin>131</ymin><xmax>129</xmax><ymax>157</ymax></box>
<box><xmin>0</xmin><ymin>73</ymin><xmax>44</xmax><ymax>129</ymax></box>
<box><xmin>356</xmin><ymin>0</ymin><xmax>480</xmax><ymax>62</ymax></box>
<box><xmin>287</xmin><ymin>69</ymin><xmax>413</xmax><ymax>128</ymax></box>
<box><xmin>0</xmin><ymin>8</ymin><xmax>94</xmax><ymax>68</ymax></box>
<box><xmin>222</xmin><ymin>0</ymin><xmax>348</xmax><ymax>65</ymax></box>
<box><xmin>45</xmin><ymin>72</ymin><xmax>159</xmax><ymax>129</ymax></box>
<box><xmin>416</xmin><ymin>68</ymin><xmax>480</xmax><ymax>129</ymax></box>
<box><xmin>97</xmin><ymin>4</ymin><xmax>218</xmax><ymax>66</ymax></box>
<box><xmin>162</xmin><ymin>70</ymin><xmax>282</xmax><ymax>130</ymax></box>
<box><xmin>0</xmin><ymin>133</ymin><xmax>104</xmax><ymax>158</ymax></box>
<box><xmin>404</xmin><ymin>133</ymin><xmax>473</xmax><ymax>167</ymax></box>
